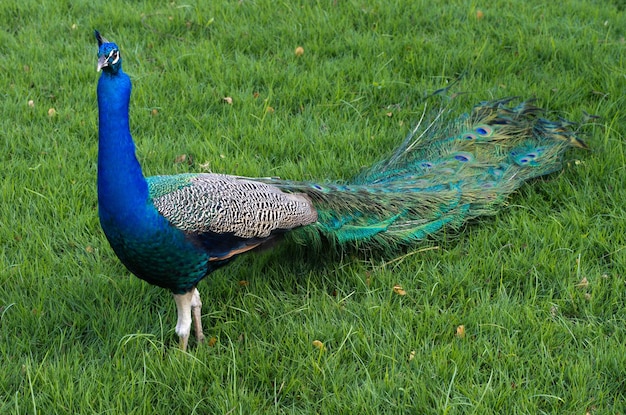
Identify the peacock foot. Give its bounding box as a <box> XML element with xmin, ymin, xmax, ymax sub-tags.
<box><xmin>173</xmin><ymin>287</ymin><xmax>204</xmax><ymax>351</ymax></box>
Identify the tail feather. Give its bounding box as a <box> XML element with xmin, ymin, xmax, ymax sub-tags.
<box><xmin>262</xmin><ymin>98</ymin><xmax>586</xmax><ymax>250</ymax></box>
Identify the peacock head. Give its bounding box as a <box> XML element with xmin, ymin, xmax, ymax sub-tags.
<box><xmin>95</xmin><ymin>30</ymin><xmax>122</xmax><ymax>74</ymax></box>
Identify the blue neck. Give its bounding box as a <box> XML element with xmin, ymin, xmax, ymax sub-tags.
<box><xmin>97</xmin><ymin>69</ymin><xmax>150</xmax><ymax>226</ymax></box>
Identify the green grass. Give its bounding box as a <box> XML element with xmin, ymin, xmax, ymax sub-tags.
<box><xmin>1</xmin><ymin>0</ymin><xmax>626</xmax><ymax>413</ymax></box>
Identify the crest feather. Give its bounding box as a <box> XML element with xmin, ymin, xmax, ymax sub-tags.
<box><xmin>95</xmin><ymin>30</ymin><xmax>110</xmax><ymax>46</ymax></box>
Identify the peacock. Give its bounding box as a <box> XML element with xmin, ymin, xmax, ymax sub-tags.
<box><xmin>95</xmin><ymin>31</ymin><xmax>586</xmax><ymax>350</ymax></box>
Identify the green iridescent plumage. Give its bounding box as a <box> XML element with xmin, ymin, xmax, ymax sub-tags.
<box><xmin>147</xmin><ymin>174</ymin><xmax>196</xmax><ymax>199</ymax></box>
<box><xmin>263</xmin><ymin>99</ymin><xmax>586</xmax><ymax>250</ymax></box>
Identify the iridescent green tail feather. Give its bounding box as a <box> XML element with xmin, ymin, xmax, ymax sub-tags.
<box><xmin>264</xmin><ymin>98</ymin><xmax>586</xmax><ymax>251</ymax></box>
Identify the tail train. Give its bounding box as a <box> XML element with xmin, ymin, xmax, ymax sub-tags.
<box><xmin>263</xmin><ymin>98</ymin><xmax>587</xmax><ymax>250</ymax></box>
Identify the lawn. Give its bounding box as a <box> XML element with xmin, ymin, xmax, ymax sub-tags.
<box><xmin>1</xmin><ymin>0</ymin><xmax>625</xmax><ymax>413</ymax></box>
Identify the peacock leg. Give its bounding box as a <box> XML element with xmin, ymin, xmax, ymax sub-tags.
<box><xmin>190</xmin><ymin>287</ymin><xmax>205</xmax><ymax>344</ymax></box>
<box><xmin>173</xmin><ymin>290</ymin><xmax>194</xmax><ymax>351</ymax></box>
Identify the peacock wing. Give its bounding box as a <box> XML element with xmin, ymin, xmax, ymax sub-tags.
<box><xmin>147</xmin><ymin>173</ymin><xmax>318</xmax><ymax>241</ymax></box>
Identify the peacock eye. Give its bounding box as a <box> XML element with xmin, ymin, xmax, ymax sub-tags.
<box><xmin>108</xmin><ymin>50</ymin><xmax>119</xmax><ymax>63</ymax></box>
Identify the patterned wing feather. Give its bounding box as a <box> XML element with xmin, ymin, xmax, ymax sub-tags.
<box><xmin>148</xmin><ymin>173</ymin><xmax>318</xmax><ymax>239</ymax></box>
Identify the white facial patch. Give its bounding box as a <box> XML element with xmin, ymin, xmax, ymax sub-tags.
<box><xmin>108</xmin><ymin>50</ymin><xmax>120</xmax><ymax>65</ymax></box>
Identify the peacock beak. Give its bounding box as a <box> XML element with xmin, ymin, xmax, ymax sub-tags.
<box><xmin>97</xmin><ymin>55</ymin><xmax>109</xmax><ymax>72</ymax></box>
